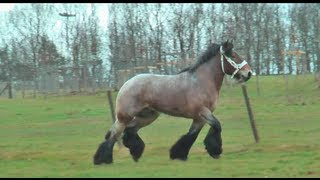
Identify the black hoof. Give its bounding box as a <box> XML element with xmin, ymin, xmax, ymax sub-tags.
<box><xmin>204</xmin><ymin>141</ymin><xmax>222</xmax><ymax>159</ymax></box>
<box><xmin>93</xmin><ymin>141</ymin><xmax>114</xmax><ymax>165</ymax></box>
<box><xmin>170</xmin><ymin>143</ymin><xmax>188</xmax><ymax>160</ymax></box>
<box><xmin>169</xmin><ymin>152</ymin><xmax>188</xmax><ymax>161</ymax></box>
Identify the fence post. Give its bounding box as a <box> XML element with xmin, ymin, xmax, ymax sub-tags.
<box><xmin>8</xmin><ymin>82</ymin><xmax>12</xmax><ymax>99</ymax></box>
<box><xmin>0</xmin><ymin>83</ymin><xmax>9</xmax><ymax>96</ymax></box>
<box><xmin>241</xmin><ymin>83</ymin><xmax>259</xmax><ymax>143</ymax></box>
<box><xmin>0</xmin><ymin>82</ymin><xmax>12</xmax><ymax>99</ymax></box>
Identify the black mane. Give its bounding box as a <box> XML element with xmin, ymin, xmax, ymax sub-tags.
<box><xmin>178</xmin><ymin>43</ymin><xmax>221</xmax><ymax>74</ymax></box>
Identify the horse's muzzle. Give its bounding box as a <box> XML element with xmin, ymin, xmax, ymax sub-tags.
<box><xmin>244</xmin><ymin>71</ymin><xmax>252</xmax><ymax>82</ymax></box>
<box><xmin>235</xmin><ymin>70</ymin><xmax>252</xmax><ymax>83</ymax></box>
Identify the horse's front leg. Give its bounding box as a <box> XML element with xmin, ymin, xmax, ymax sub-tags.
<box><xmin>199</xmin><ymin>108</ymin><xmax>223</xmax><ymax>159</ymax></box>
<box><xmin>169</xmin><ymin>120</ymin><xmax>206</xmax><ymax>160</ymax></box>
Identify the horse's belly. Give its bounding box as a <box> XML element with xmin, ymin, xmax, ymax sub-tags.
<box><xmin>158</xmin><ymin>108</ymin><xmax>185</xmax><ymax>117</ymax></box>
<box><xmin>151</xmin><ymin>104</ymin><xmax>193</xmax><ymax>119</ymax></box>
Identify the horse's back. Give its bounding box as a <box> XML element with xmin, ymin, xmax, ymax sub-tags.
<box><xmin>118</xmin><ymin>73</ymin><xmax>178</xmax><ymax>93</ymax></box>
<box><xmin>118</xmin><ymin>73</ymin><xmax>156</xmax><ymax>95</ymax></box>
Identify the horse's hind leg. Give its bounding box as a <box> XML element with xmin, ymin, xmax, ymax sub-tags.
<box><xmin>93</xmin><ymin>119</ymin><xmax>126</xmax><ymax>165</ymax></box>
<box><xmin>170</xmin><ymin>120</ymin><xmax>206</xmax><ymax>160</ymax></box>
<box><xmin>123</xmin><ymin>108</ymin><xmax>159</xmax><ymax>162</ymax></box>
<box><xmin>122</xmin><ymin>127</ymin><xmax>144</xmax><ymax>162</ymax></box>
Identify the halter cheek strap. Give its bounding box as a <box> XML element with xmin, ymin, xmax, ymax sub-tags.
<box><xmin>220</xmin><ymin>46</ymin><xmax>248</xmax><ymax>79</ymax></box>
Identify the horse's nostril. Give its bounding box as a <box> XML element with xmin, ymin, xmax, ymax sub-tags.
<box><xmin>248</xmin><ymin>71</ymin><xmax>252</xmax><ymax>78</ymax></box>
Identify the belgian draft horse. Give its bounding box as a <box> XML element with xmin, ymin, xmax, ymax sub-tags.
<box><xmin>94</xmin><ymin>40</ymin><xmax>252</xmax><ymax>164</ymax></box>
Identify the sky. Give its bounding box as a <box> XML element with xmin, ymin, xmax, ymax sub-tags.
<box><xmin>0</xmin><ymin>3</ymin><xmax>110</xmax><ymax>59</ymax></box>
<box><xmin>0</xmin><ymin>3</ymin><xmax>109</xmax><ymax>28</ymax></box>
<box><xmin>0</xmin><ymin>3</ymin><xmax>15</xmax><ymax>12</ymax></box>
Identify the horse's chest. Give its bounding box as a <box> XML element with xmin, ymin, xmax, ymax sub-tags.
<box><xmin>203</xmin><ymin>95</ymin><xmax>218</xmax><ymax>111</ymax></box>
<box><xmin>194</xmin><ymin>92</ymin><xmax>218</xmax><ymax>112</ymax></box>
<box><xmin>208</xmin><ymin>97</ymin><xmax>218</xmax><ymax>111</ymax></box>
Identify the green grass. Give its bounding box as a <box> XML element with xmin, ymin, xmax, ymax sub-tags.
<box><xmin>0</xmin><ymin>74</ymin><xmax>320</xmax><ymax>177</ymax></box>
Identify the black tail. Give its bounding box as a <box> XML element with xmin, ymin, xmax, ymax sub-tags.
<box><xmin>107</xmin><ymin>90</ymin><xmax>116</xmax><ymax>123</ymax></box>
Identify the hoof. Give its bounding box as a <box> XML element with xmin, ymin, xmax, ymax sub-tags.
<box><xmin>170</xmin><ymin>155</ymin><xmax>188</xmax><ymax>161</ymax></box>
<box><xmin>93</xmin><ymin>141</ymin><xmax>114</xmax><ymax>165</ymax></box>
<box><xmin>169</xmin><ymin>146</ymin><xmax>189</xmax><ymax>161</ymax></box>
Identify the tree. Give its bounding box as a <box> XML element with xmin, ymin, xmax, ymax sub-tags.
<box><xmin>8</xmin><ymin>4</ymin><xmax>55</xmax><ymax>97</ymax></box>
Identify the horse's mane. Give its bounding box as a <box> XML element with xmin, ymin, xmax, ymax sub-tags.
<box><xmin>178</xmin><ymin>43</ymin><xmax>221</xmax><ymax>74</ymax></box>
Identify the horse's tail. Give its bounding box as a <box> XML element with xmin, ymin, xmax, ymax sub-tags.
<box><xmin>107</xmin><ymin>90</ymin><xmax>116</xmax><ymax>122</ymax></box>
<box><xmin>114</xmin><ymin>121</ymin><xmax>124</xmax><ymax>148</ymax></box>
<box><xmin>104</xmin><ymin>120</ymin><xmax>124</xmax><ymax>148</ymax></box>
<box><xmin>107</xmin><ymin>90</ymin><xmax>123</xmax><ymax>148</ymax></box>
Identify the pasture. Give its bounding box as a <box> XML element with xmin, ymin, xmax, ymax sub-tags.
<box><xmin>0</xmin><ymin>75</ymin><xmax>319</xmax><ymax>177</ymax></box>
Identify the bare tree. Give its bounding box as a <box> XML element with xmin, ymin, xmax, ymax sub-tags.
<box><xmin>8</xmin><ymin>4</ymin><xmax>55</xmax><ymax>97</ymax></box>
<box><xmin>0</xmin><ymin>44</ymin><xmax>13</xmax><ymax>98</ymax></box>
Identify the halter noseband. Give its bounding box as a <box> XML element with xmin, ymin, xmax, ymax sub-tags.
<box><xmin>220</xmin><ymin>46</ymin><xmax>248</xmax><ymax>79</ymax></box>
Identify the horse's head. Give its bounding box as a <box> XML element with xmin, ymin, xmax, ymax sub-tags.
<box><xmin>220</xmin><ymin>40</ymin><xmax>252</xmax><ymax>83</ymax></box>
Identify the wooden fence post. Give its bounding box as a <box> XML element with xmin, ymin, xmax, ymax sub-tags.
<box><xmin>8</xmin><ymin>82</ymin><xmax>12</xmax><ymax>99</ymax></box>
<box><xmin>241</xmin><ymin>83</ymin><xmax>259</xmax><ymax>143</ymax></box>
<box><xmin>0</xmin><ymin>83</ymin><xmax>9</xmax><ymax>96</ymax></box>
<box><xmin>0</xmin><ymin>82</ymin><xmax>12</xmax><ymax>98</ymax></box>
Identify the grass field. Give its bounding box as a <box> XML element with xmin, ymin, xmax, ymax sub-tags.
<box><xmin>0</xmin><ymin>74</ymin><xmax>320</xmax><ymax>177</ymax></box>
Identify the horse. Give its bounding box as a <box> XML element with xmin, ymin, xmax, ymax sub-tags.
<box><xmin>93</xmin><ymin>40</ymin><xmax>252</xmax><ymax>165</ymax></box>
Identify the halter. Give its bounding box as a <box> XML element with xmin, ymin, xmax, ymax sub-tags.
<box><xmin>220</xmin><ymin>46</ymin><xmax>248</xmax><ymax>79</ymax></box>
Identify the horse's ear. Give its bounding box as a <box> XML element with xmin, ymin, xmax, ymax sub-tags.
<box><xmin>230</xmin><ymin>39</ymin><xmax>234</xmax><ymax>49</ymax></box>
<box><xmin>222</xmin><ymin>39</ymin><xmax>233</xmax><ymax>51</ymax></box>
<box><xmin>222</xmin><ymin>39</ymin><xmax>233</xmax><ymax>52</ymax></box>
<box><xmin>222</xmin><ymin>40</ymin><xmax>228</xmax><ymax>49</ymax></box>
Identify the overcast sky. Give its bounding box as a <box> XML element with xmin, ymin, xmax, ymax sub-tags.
<box><xmin>0</xmin><ymin>3</ymin><xmax>110</xmax><ymax>60</ymax></box>
<box><xmin>0</xmin><ymin>3</ymin><xmax>15</xmax><ymax>11</ymax></box>
<box><xmin>0</xmin><ymin>3</ymin><xmax>109</xmax><ymax>28</ymax></box>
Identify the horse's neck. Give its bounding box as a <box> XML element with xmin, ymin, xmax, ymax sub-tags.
<box><xmin>195</xmin><ymin>56</ymin><xmax>225</xmax><ymax>92</ymax></box>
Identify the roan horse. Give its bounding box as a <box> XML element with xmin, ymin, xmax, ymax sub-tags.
<box><xmin>94</xmin><ymin>40</ymin><xmax>252</xmax><ymax>164</ymax></box>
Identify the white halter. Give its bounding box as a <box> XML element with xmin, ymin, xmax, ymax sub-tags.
<box><xmin>220</xmin><ymin>46</ymin><xmax>248</xmax><ymax>79</ymax></box>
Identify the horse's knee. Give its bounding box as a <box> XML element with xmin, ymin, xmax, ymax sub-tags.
<box><xmin>211</xmin><ymin>119</ymin><xmax>222</xmax><ymax>133</ymax></box>
<box><xmin>199</xmin><ymin>108</ymin><xmax>222</xmax><ymax>133</ymax></box>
